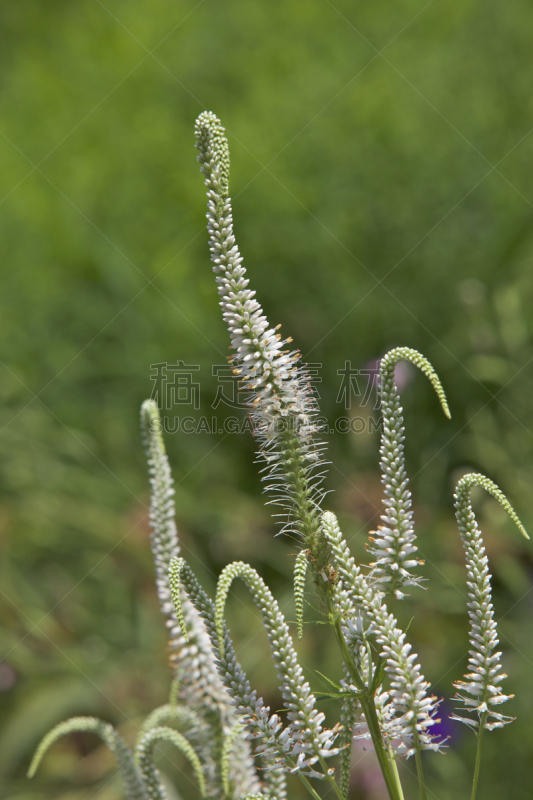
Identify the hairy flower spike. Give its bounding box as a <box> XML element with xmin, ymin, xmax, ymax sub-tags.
<box><xmin>368</xmin><ymin>348</ymin><xmax>450</xmax><ymax>600</ymax></box>
<box><xmin>195</xmin><ymin>112</ymin><xmax>327</xmax><ymax>547</ymax></box>
<box><xmin>451</xmin><ymin>473</ymin><xmax>528</xmax><ymax>733</ymax></box>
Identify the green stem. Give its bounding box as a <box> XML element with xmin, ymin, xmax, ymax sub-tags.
<box><xmin>414</xmin><ymin>733</ymin><xmax>428</xmax><ymax>800</ymax></box>
<box><xmin>290</xmin><ymin>748</ymin><xmax>343</xmax><ymax>800</ymax></box>
<box><xmin>471</xmin><ymin>716</ymin><xmax>486</xmax><ymax>800</ymax></box>
<box><xmin>389</xmin><ymin>750</ymin><xmax>405</xmax><ymax>800</ymax></box>
<box><xmin>370</xmin><ymin>653</ymin><xmax>385</xmax><ymax>694</ymax></box>
<box><xmin>318</xmin><ymin>754</ymin><xmax>345</xmax><ymax>800</ymax></box>
<box><xmin>169</xmin><ymin>678</ymin><xmax>179</xmax><ymax>712</ymax></box>
<box><xmin>333</xmin><ymin>620</ymin><xmax>402</xmax><ymax>800</ymax></box>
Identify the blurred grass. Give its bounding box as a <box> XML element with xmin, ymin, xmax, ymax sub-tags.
<box><xmin>1</xmin><ymin>0</ymin><xmax>533</xmax><ymax>798</ymax></box>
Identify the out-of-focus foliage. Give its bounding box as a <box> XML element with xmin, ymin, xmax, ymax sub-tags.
<box><xmin>0</xmin><ymin>1</ymin><xmax>532</xmax><ymax>798</ymax></box>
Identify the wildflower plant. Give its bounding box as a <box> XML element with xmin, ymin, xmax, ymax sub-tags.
<box><xmin>28</xmin><ymin>112</ymin><xmax>529</xmax><ymax>800</ymax></box>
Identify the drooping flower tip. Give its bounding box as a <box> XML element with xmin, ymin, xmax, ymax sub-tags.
<box><xmin>451</xmin><ymin>473</ymin><xmax>525</xmax><ymax>733</ymax></box>
<box><xmin>379</xmin><ymin>347</ymin><xmax>451</xmax><ymax>419</ymax></box>
<box><xmin>455</xmin><ymin>473</ymin><xmax>528</xmax><ymax>540</ymax></box>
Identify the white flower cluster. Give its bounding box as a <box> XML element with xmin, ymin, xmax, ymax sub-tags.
<box><xmin>451</xmin><ymin>473</ymin><xmax>528</xmax><ymax>732</ymax></box>
<box><xmin>195</xmin><ymin>112</ymin><xmax>326</xmax><ymax>532</ymax></box>
<box><xmin>368</xmin><ymin>348</ymin><xmax>450</xmax><ymax>600</ymax></box>
<box><xmin>322</xmin><ymin>511</ymin><xmax>442</xmax><ymax>758</ymax></box>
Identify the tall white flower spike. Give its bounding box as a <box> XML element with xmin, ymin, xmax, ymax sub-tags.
<box><xmin>195</xmin><ymin>112</ymin><xmax>327</xmax><ymax>543</ymax></box>
<box><xmin>368</xmin><ymin>348</ymin><xmax>450</xmax><ymax>600</ymax></box>
<box><xmin>451</xmin><ymin>473</ymin><xmax>528</xmax><ymax>732</ymax></box>
<box><xmin>141</xmin><ymin>401</ymin><xmax>223</xmax><ymax>708</ymax></box>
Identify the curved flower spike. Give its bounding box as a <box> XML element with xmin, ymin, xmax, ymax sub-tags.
<box><xmin>135</xmin><ymin>726</ymin><xmax>206</xmax><ymax>799</ymax></box>
<box><xmin>368</xmin><ymin>347</ymin><xmax>450</xmax><ymax>600</ymax></box>
<box><xmin>451</xmin><ymin>473</ymin><xmax>528</xmax><ymax>733</ymax></box>
<box><xmin>215</xmin><ymin>561</ymin><xmax>341</xmax><ymax>774</ymax></box>
<box><xmin>195</xmin><ymin>112</ymin><xmax>326</xmax><ymax>544</ymax></box>
<box><xmin>169</xmin><ymin>557</ymin><xmax>286</xmax><ymax>798</ymax></box>
<box><xmin>28</xmin><ymin>717</ymin><xmax>148</xmax><ymax>800</ymax></box>
<box><xmin>141</xmin><ymin>400</ymin><xmax>225</xmax><ymax>711</ymax></box>
<box><xmin>138</xmin><ymin>703</ymin><xmax>196</xmax><ymax>740</ymax></box>
<box><xmin>294</xmin><ymin>549</ymin><xmax>309</xmax><ymax>639</ymax></box>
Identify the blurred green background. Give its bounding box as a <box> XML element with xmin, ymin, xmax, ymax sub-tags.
<box><xmin>1</xmin><ymin>1</ymin><xmax>533</xmax><ymax>798</ymax></box>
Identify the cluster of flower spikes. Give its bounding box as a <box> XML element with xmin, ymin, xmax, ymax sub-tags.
<box><xmin>195</xmin><ymin>111</ymin><xmax>327</xmax><ymax>536</ymax></box>
<box><xmin>214</xmin><ymin>562</ymin><xmax>342</xmax><ymax>776</ymax></box>
<box><xmin>368</xmin><ymin>347</ymin><xmax>451</xmax><ymax>600</ymax></box>
<box><xmin>321</xmin><ymin>511</ymin><xmax>443</xmax><ymax>759</ymax></box>
<box><xmin>28</xmin><ymin>713</ymin><xmax>270</xmax><ymax>800</ymax></box>
<box><xmin>168</xmin><ymin>557</ymin><xmax>289</xmax><ymax>798</ymax></box>
<box><xmin>141</xmin><ymin>400</ymin><xmax>262</xmax><ymax>798</ymax></box>
<box><xmin>169</xmin><ymin>553</ymin><xmax>343</xmax><ymax>786</ymax></box>
<box><xmin>28</xmin><ymin>403</ymin><xmax>266</xmax><ymax>800</ymax></box>
<box><xmin>451</xmin><ymin>473</ymin><xmax>528</xmax><ymax>732</ymax></box>
<box><xmin>27</xmin><ymin>714</ymin><xmax>209</xmax><ymax>800</ymax></box>
<box><xmin>195</xmin><ymin>111</ymin><xmax>453</xmax><ymax>780</ymax></box>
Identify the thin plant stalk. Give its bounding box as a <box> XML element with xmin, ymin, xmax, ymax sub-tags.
<box><xmin>470</xmin><ymin>713</ymin><xmax>487</xmax><ymax>800</ymax></box>
<box><xmin>389</xmin><ymin>752</ymin><xmax>405</xmax><ymax>800</ymax></box>
<box><xmin>317</xmin><ymin>755</ymin><xmax>345</xmax><ymax>800</ymax></box>
<box><xmin>414</xmin><ymin>734</ymin><xmax>428</xmax><ymax>800</ymax></box>
<box><xmin>299</xmin><ymin>774</ymin><xmax>327</xmax><ymax>800</ymax></box>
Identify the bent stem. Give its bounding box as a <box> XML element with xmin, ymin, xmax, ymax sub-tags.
<box><xmin>318</xmin><ymin>755</ymin><xmax>345</xmax><ymax>800</ymax></box>
<box><xmin>471</xmin><ymin>714</ymin><xmax>486</xmax><ymax>800</ymax></box>
<box><xmin>299</xmin><ymin>774</ymin><xmax>327</xmax><ymax>800</ymax></box>
<box><xmin>295</xmin><ymin>754</ymin><xmax>343</xmax><ymax>800</ymax></box>
<box><xmin>333</xmin><ymin>619</ymin><xmax>402</xmax><ymax>800</ymax></box>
